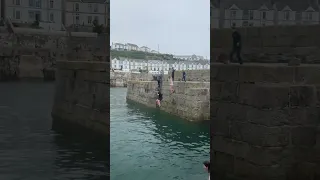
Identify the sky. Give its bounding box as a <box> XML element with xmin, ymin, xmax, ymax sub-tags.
<box><xmin>110</xmin><ymin>0</ymin><xmax>210</xmax><ymax>58</ymax></box>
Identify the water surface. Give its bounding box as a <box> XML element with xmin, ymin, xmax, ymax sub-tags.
<box><xmin>111</xmin><ymin>88</ymin><xmax>210</xmax><ymax>180</ymax></box>
<box><xmin>0</xmin><ymin>82</ymin><xmax>109</xmax><ymax>180</ymax></box>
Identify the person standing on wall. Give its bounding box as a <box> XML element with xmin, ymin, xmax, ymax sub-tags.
<box><xmin>182</xmin><ymin>70</ymin><xmax>186</xmax><ymax>82</ymax></box>
<box><xmin>229</xmin><ymin>26</ymin><xmax>243</xmax><ymax>65</ymax></box>
<box><xmin>171</xmin><ymin>67</ymin><xmax>175</xmax><ymax>81</ymax></box>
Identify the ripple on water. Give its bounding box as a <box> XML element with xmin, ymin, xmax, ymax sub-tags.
<box><xmin>110</xmin><ymin>88</ymin><xmax>210</xmax><ymax>180</ymax></box>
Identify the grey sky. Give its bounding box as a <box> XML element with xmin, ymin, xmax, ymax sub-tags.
<box><xmin>110</xmin><ymin>0</ymin><xmax>210</xmax><ymax>58</ymax></box>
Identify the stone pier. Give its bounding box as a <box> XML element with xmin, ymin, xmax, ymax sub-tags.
<box><xmin>126</xmin><ymin>70</ymin><xmax>210</xmax><ymax>121</ymax></box>
<box><xmin>211</xmin><ymin>63</ymin><xmax>320</xmax><ymax>180</ymax></box>
<box><xmin>51</xmin><ymin>61</ymin><xmax>109</xmax><ymax>135</ymax></box>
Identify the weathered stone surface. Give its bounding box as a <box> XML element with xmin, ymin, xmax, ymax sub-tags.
<box><xmin>52</xmin><ymin>61</ymin><xmax>109</xmax><ymax>136</ymax></box>
<box><xmin>230</xmin><ymin>121</ymin><xmax>290</xmax><ymax>147</ymax></box>
<box><xmin>212</xmin><ymin>25</ymin><xmax>320</xmax><ymax>64</ymax></box>
<box><xmin>126</xmin><ymin>76</ymin><xmax>210</xmax><ymax>121</ymax></box>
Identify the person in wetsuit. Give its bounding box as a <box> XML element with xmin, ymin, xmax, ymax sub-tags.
<box><xmin>230</xmin><ymin>27</ymin><xmax>243</xmax><ymax>64</ymax></box>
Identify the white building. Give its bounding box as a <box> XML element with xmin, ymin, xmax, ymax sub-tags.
<box><xmin>111</xmin><ymin>42</ymin><xmax>125</xmax><ymax>50</ymax></box>
<box><xmin>3</xmin><ymin>0</ymin><xmax>63</xmax><ymax>30</ymax></box>
<box><xmin>139</xmin><ymin>46</ymin><xmax>150</xmax><ymax>52</ymax></box>
<box><xmin>125</xmin><ymin>43</ymin><xmax>139</xmax><ymax>51</ymax></box>
<box><xmin>173</xmin><ymin>54</ymin><xmax>204</xmax><ymax>61</ymax></box>
<box><xmin>65</xmin><ymin>0</ymin><xmax>108</xmax><ymax>30</ymax></box>
<box><xmin>212</xmin><ymin>0</ymin><xmax>320</xmax><ymax>28</ymax></box>
<box><xmin>110</xmin><ymin>58</ymin><xmax>210</xmax><ymax>72</ymax></box>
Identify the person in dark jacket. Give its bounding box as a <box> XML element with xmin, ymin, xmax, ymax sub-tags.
<box><xmin>182</xmin><ymin>71</ymin><xmax>186</xmax><ymax>82</ymax></box>
<box><xmin>171</xmin><ymin>68</ymin><xmax>175</xmax><ymax>81</ymax></box>
<box><xmin>230</xmin><ymin>27</ymin><xmax>243</xmax><ymax>64</ymax></box>
<box><xmin>157</xmin><ymin>74</ymin><xmax>161</xmax><ymax>89</ymax></box>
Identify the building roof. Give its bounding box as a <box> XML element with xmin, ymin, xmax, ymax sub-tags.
<box><xmin>126</xmin><ymin>43</ymin><xmax>139</xmax><ymax>47</ymax></box>
<box><xmin>220</xmin><ymin>0</ymin><xmax>319</xmax><ymax>11</ymax></box>
<box><xmin>67</xmin><ymin>0</ymin><xmax>107</xmax><ymax>3</ymax></box>
<box><xmin>274</xmin><ymin>0</ymin><xmax>319</xmax><ymax>11</ymax></box>
<box><xmin>221</xmin><ymin>0</ymin><xmax>275</xmax><ymax>10</ymax></box>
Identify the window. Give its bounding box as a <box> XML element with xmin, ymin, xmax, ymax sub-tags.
<box><xmin>16</xmin><ymin>0</ymin><xmax>20</xmax><ymax>5</ymax></box>
<box><xmin>307</xmin><ymin>12</ymin><xmax>313</xmax><ymax>21</ymax></box>
<box><xmin>29</xmin><ymin>11</ymin><xmax>35</xmax><ymax>20</ymax></box>
<box><xmin>94</xmin><ymin>16</ymin><xmax>99</xmax><ymax>24</ymax></box>
<box><xmin>50</xmin><ymin>13</ymin><xmax>54</xmax><ymax>22</ymax></box>
<box><xmin>50</xmin><ymin>0</ymin><xmax>54</xmax><ymax>8</ymax></box>
<box><xmin>15</xmin><ymin>11</ymin><xmax>20</xmax><ymax>19</ymax></box>
<box><xmin>35</xmin><ymin>0</ymin><xmax>41</xmax><ymax>8</ymax></box>
<box><xmin>88</xmin><ymin>16</ymin><xmax>92</xmax><ymax>24</ymax></box>
<box><xmin>35</xmin><ymin>11</ymin><xmax>41</xmax><ymax>21</ymax></box>
<box><xmin>249</xmin><ymin>10</ymin><xmax>254</xmax><ymax>20</ymax></box>
<box><xmin>242</xmin><ymin>21</ymin><xmax>248</xmax><ymax>26</ymax></box>
<box><xmin>94</xmin><ymin>4</ymin><xmax>98</xmax><ymax>12</ymax></box>
<box><xmin>75</xmin><ymin>15</ymin><xmax>79</xmax><ymax>24</ymax></box>
<box><xmin>88</xmin><ymin>4</ymin><xmax>92</xmax><ymax>11</ymax></box>
<box><xmin>75</xmin><ymin>3</ymin><xmax>79</xmax><ymax>11</ymax></box>
<box><xmin>29</xmin><ymin>0</ymin><xmax>34</xmax><ymax>6</ymax></box>
<box><xmin>296</xmin><ymin>12</ymin><xmax>302</xmax><ymax>20</ymax></box>
<box><xmin>284</xmin><ymin>11</ymin><xmax>290</xmax><ymax>20</ymax></box>
<box><xmin>231</xmin><ymin>10</ymin><xmax>236</xmax><ymax>19</ymax></box>
<box><xmin>262</xmin><ymin>11</ymin><xmax>266</xmax><ymax>20</ymax></box>
<box><xmin>243</xmin><ymin>10</ymin><xmax>249</xmax><ymax>19</ymax></box>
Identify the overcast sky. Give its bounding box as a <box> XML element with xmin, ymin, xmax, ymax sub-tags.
<box><xmin>110</xmin><ymin>0</ymin><xmax>210</xmax><ymax>58</ymax></box>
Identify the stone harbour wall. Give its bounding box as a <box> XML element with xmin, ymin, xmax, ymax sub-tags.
<box><xmin>0</xmin><ymin>27</ymin><xmax>108</xmax><ymax>81</ymax></box>
<box><xmin>51</xmin><ymin>61</ymin><xmax>109</xmax><ymax>135</ymax></box>
<box><xmin>164</xmin><ymin>69</ymin><xmax>210</xmax><ymax>82</ymax></box>
<box><xmin>126</xmin><ymin>70</ymin><xmax>210</xmax><ymax>121</ymax></box>
<box><xmin>110</xmin><ymin>71</ymin><xmax>153</xmax><ymax>87</ymax></box>
<box><xmin>212</xmin><ymin>24</ymin><xmax>320</xmax><ymax>64</ymax></box>
<box><xmin>211</xmin><ymin>63</ymin><xmax>320</xmax><ymax>180</ymax></box>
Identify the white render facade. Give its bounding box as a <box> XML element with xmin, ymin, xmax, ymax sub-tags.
<box><xmin>111</xmin><ymin>58</ymin><xmax>210</xmax><ymax>72</ymax></box>
<box><xmin>3</xmin><ymin>0</ymin><xmax>63</xmax><ymax>30</ymax></box>
<box><xmin>211</xmin><ymin>0</ymin><xmax>320</xmax><ymax>28</ymax></box>
<box><xmin>65</xmin><ymin>0</ymin><xmax>108</xmax><ymax>28</ymax></box>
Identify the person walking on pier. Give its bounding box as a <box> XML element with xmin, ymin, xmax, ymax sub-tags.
<box><xmin>203</xmin><ymin>161</ymin><xmax>210</xmax><ymax>180</ymax></box>
<box><xmin>182</xmin><ymin>70</ymin><xmax>186</xmax><ymax>82</ymax></box>
<box><xmin>230</xmin><ymin>27</ymin><xmax>243</xmax><ymax>65</ymax></box>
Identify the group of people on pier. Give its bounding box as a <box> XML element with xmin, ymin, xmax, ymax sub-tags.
<box><xmin>155</xmin><ymin>68</ymin><xmax>187</xmax><ymax>107</ymax></box>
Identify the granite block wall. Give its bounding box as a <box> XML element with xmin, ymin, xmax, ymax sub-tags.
<box><xmin>0</xmin><ymin>27</ymin><xmax>108</xmax><ymax>80</ymax></box>
<box><xmin>52</xmin><ymin>61</ymin><xmax>109</xmax><ymax>135</ymax></box>
<box><xmin>126</xmin><ymin>79</ymin><xmax>210</xmax><ymax>121</ymax></box>
<box><xmin>211</xmin><ymin>25</ymin><xmax>320</xmax><ymax>64</ymax></box>
<box><xmin>211</xmin><ymin>63</ymin><xmax>320</xmax><ymax>180</ymax></box>
<box><xmin>164</xmin><ymin>70</ymin><xmax>210</xmax><ymax>82</ymax></box>
<box><xmin>110</xmin><ymin>71</ymin><xmax>154</xmax><ymax>87</ymax></box>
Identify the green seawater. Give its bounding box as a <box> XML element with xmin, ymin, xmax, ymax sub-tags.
<box><xmin>110</xmin><ymin>88</ymin><xmax>210</xmax><ymax>180</ymax></box>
